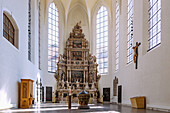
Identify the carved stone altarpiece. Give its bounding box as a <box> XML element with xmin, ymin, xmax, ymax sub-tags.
<box><xmin>54</xmin><ymin>22</ymin><xmax>101</xmax><ymax>103</ymax></box>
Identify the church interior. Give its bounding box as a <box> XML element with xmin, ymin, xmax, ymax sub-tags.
<box><xmin>0</xmin><ymin>0</ymin><xmax>170</xmax><ymax>112</ymax></box>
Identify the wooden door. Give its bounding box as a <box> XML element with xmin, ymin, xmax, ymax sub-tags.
<box><xmin>42</xmin><ymin>86</ymin><xmax>44</xmax><ymax>102</ymax></box>
<box><xmin>103</xmin><ymin>88</ymin><xmax>110</xmax><ymax>101</ymax></box>
<box><xmin>46</xmin><ymin>87</ymin><xmax>52</xmax><ymax>102</ymax></box>
<box><xmin>118</xmin><ymin>85</ymin><xmax>122</xmax><ymax>103</ymax></box>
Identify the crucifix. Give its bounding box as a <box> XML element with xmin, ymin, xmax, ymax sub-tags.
<box><xmin>132</xmin><ymin>42</ymin><xmax>141</xmax><ymax>69</ymax></box>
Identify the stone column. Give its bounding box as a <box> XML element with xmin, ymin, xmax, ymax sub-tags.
<box><xmin>69</xmin><ymin>51</ymin><xmax>70</xmax><ymax>60</ymax></box>
<box><xmin>82</xmin><ymin>51</ymin><xmax>84</xmax><ymax>60</ymax></box>
<box><xmin>67</xmin><ymin>70</ymin><xmax>68</xmax><ymax>82</ymax></box>
<box><xmin>85</xmin><ymin>71</ymin><xmax>87</xmax><ymax>82</ymax></box>
<box><xmin>86</xmin><ymin>71</ymin><xmax>88</xmax><ymax>82</ymax></box>
<box><xmin>69</xmin><ymin>70</ymin><xmax>71</xmax><ymax>83</ymax></box>
<box><xmin>84</xmin><ymin>70</ymin><xmax>85</xmax><ymax>83</ymax></box>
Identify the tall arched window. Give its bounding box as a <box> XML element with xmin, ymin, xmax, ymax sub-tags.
<box><xmin>115</xmin><ymin>1</ymin><xmax>119</xmax><ymax>71</ymax></box>
<box><xmin>96</xmin><ymin>6</ymin><xmax>108</xmax><ymax>74</ymax></box>
<box><xmin>3</xmin><ymin>13</ymin><xmax>15</xmax><ymax>46</ymax></box>
<box><xmin>148</xmin><ymin>0</ymin><xmax>161</xmax><ymax>51</ymax></box>
<box><xmin>127</xmin><ymin>0</ymin><xmax>134</xmax><ymax>64</ymax></box>
<box><xmin>28</xmin><ymin>0</ymin><xmax>32</xmax><ymax>61</ymax></box>
<box><xmin>48</xmin><ymin>3</ymin><xmax>59</xmax><ymax>73</ymax></box>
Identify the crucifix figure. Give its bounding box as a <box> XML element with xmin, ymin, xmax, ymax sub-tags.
<box><xmin>132</xmin><ymin>42</ymin><xmax>141</xmax><ymax>69</ymax></box>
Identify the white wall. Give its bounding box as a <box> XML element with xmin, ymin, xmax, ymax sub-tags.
<box><xmin>0</xmin><ymin>0</ymin><xmax>41</xmax><ymax>109</ymax></box>
<box><xmin>110</xmin><ymin>0</ymin><xmax>170</xmax><ymax>110</ymax></box>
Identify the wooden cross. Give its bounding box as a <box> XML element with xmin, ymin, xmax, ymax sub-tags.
<box><xmin>132</xmin><ymin>42</ymin><xmax>141</xmax><ymax>69</ymax></box>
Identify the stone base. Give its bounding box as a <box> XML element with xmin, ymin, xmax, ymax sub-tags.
<box><xmin>78</xmin><ymin>105</ymin><xmax>90</xmax><ymax>109</ymax></box>
<box><xmin>112</xmin><ymin>96</ymin><xmax>118</xmax><ymax>103</ymax></box>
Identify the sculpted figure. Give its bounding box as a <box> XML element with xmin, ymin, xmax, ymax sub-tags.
<box><xmin>92</xmin><ymin>56</ymin><xmax>96</xmax><ymax>62</ymax></box>
<box><xmin>132</xmin><ymin>42</ymin><xmax>141</xmax><ymax>63</ymax></box>
<box><xmin>97</xmin><ymin>74</ymin><xmax>101</xmax><ymax>82</ymax></box>
<box><xmin>75</xmin><ymin>21</ymin><xmax>81</xmax><ymax>29</ymax></box>
<box><xmin>58</xmin><ymin>54</ymin><xmax>63</xmax><ymax>62</ymax></box>
<box><xmin>113</xmin><ymin>76</ymin><xmax>118</xmax><ymax>96</ymax></box>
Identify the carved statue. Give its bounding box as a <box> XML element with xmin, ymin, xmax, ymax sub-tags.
<box><xmin>92</xmin><ymin>56</ymin><xmax>96</xmax><ymax>62</ymax></box>
<box><xmin>89</xmin><ymin>54</ymin><xmax>92</xmax><ymax>59</ymax></box>
<box><xmin>91</xmin><ymin>82</ymin><xmax>96</xmax><ymax>90</ymax></box>
<box><xmin>75</xmin><ymin>21</ymin><xmax>81</xmax><ymax>29</ymax></box>
<box><xmin>58</xmin><ymin>54</ymin><xmax>63</xmax><ymax>63</ymax></box>
<box><xmin>113</xmin><ymin>76</ymin><xmax>118</xmax><ymax>96</ymax></box>
<box><xmin>89</xmin><ymin>54</ymin><xmax>96</xmax><ymax>63</ymax></box>
<box><xmin>132</xmin><ymin>42</ymin><xmax>141</xmax><ymax>63</ymax></box>
<box><xmin>73</xmin><ymin>85</ymin><xmax>75</xmax><ymax>90</ymax></box>
<box><xmin>85</xmin><ymin>82</ymin><xmax>89</xmax><ymax>90</ymax></box>
<box><xmin>54</xmin><ymin>73</ymin><xmax>58</xmax><ymax>81</ymax></box>
<box><xmin>70</xmin><ymin>32</ymin><xmax>74</xmax><ymax>38</ymax></box>
<box><xmin>63</xmin><ymin>51</ymin><xmax>67</xmax><ymax>59</ymax></box>
<box><xmin>76</xmin><ymin>79</ymin><xmax>80</xmax><ymax>89</ymax></box>
<box><xmin>59</xmin><ymin>82</ymin><xmax>62</xmax><ymax>89</ymax></box>
<box><xmin>89</xmin><ymin>74</ymin><xmax>93</xmax><ymax>83</ymax></box>
<box><xmin>85</xmin><ymin>41</ymin><xmax>88</xmax><ymax>47</ymax></box>
<box><xmin>62</xmin><ymin>80</ymin><xmax>64</xmax><ymax>88</ymax></box>
<box><xmin>97</xmin><ymin>74</ymin><xmax>101</xmax><ymax>82</ymax></box>
<box><xmin>66</xmin><ymin>81</ymin><xmax>69</xmax><ymax>89</ymax></box>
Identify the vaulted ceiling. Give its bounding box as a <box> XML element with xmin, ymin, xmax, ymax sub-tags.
<box><xmin>59</xmin><ymin>0</ymin><xmax>112</xmax><ymax>20</ymax></box>
<box><xmin>60</xmin><ymin>0</ymin><xmax>98</xmax><ymax>14</ymax></box>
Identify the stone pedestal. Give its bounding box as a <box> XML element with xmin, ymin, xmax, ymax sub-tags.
<box><xmin>112</xmin><ymin>96</ymin><xmax>118</xmax><ymax>103</ymax></box>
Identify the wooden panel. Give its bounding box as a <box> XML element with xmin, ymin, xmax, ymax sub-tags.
<box><xmin>23</xmin><ymin>83</ymin><xmax>27</xmax><ymax>98</ymax></box>
<box><xmin>130</xmin><ymin>96</ymin><xmax>146</xmax><ymax>108</ymax></box>
<box><xmin>20</xmin><ymin>79</ymin><xmax>34</xmax><ymax>108</ymax></box>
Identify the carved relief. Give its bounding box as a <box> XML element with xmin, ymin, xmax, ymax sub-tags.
<box><xmin>23</xmin><ymin>83</ymin><xmax>27</xmax><ymax>98</ymax></box>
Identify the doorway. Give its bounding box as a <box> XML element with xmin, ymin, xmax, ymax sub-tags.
<box><xmin>103</xmin><ymin>88</ymin><xmax>110</xmax><ymax>101</ymax></box>
<box><xmin>42</xmin><ymin>86</ymin><xmax>44</xmax><ymax>102</ymax></box>
<box><xmin>118</xmin><ymin>85</ymin><xmax>122</xmax><ymax>103</ymax></box>
<box><xmin>46</xmin><ymin>87</ymin><xmax>52</xmax><ymax>102</ymax></box>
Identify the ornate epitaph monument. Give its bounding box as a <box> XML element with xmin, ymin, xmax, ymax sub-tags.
<box><xmin>54</xmin><ymin>22</ymin><xmax>101</xmax><ymax>103</ymax></box>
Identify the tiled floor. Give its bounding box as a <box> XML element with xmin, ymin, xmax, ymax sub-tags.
<box><xmin>0</xmin><ymin>103</ymin><xmax>167</xmax><ymax>113</ymax></box>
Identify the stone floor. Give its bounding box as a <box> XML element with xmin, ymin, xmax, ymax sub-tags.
<box><xmin>0</xmin><ymin>103</ymin><xmax>168</xmax><ymax>113</ymax></box>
